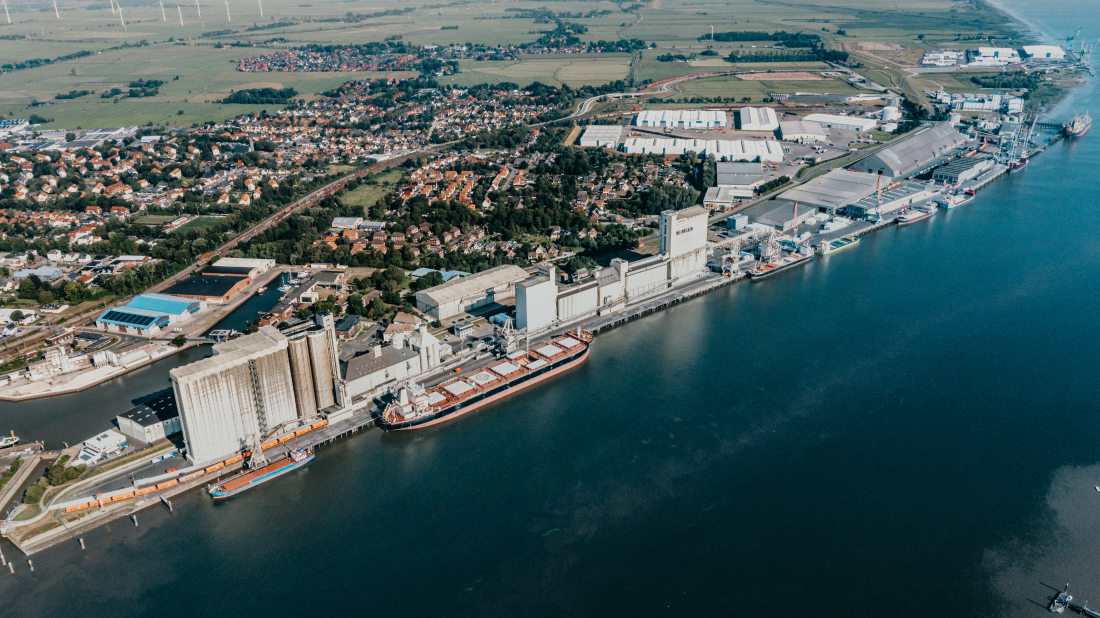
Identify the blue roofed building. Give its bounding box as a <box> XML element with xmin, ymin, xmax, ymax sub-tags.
<box><xmin>126</xmin><ymin>293</ymin><xmax>205</xmax><ymax>316</ymax></box>
<box><xmin>95</xmin><ymin>293</ymin><xmax>208</xmax><ymax>336</ymax></box>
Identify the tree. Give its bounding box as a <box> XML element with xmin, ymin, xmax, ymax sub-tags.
<box><xmin>368</xmin><ymin>297</ymin><xmax>386</xmax><ymax>319</ymax></box>
<box><xmin>65</xmin><ymin>132</ymin><xmax>76</xmax><ymax>142</ymax></box>
<box><xmin>37</xmin><ymin>290</ymin><xmax>54</xmax><ymax>305</ymax></box>
<box><xmin>172</xmin><ymin>334</ymin><xmax>187</xmax><ymax>347</ymax></box>
<box><xmin>10</xmin><ymin>310</ymin><xmax>24</xmax><ymax>321</ymax></box>
<box><xmin>17</xmin><ymin>279</ymin><xmax>37</xmax><ymax>300</ymax></box>
<box><xmin>418</xmin><ymin>271</ymin><xmax>445</xmax><ymax>290</ymax></box>
<box><xmin>346</xmin><ymin>293</ymin><xmax>364</xmax><ymax>315</ymax></box>
<box><xmin>63</xmin><ymin>281</ymin><xmax>87</xmax><ymax>304</ymax></box>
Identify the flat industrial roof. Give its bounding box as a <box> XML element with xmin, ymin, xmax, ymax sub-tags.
<box><xmin>170</xmin><ymin>326</ymin><xmax>286</xmax><ymax>382</ymax></box>
<box><xmin>203</xmin><ymin>265</ymin><xmax>255</xmax><ymax>276</ymax></box>
<box><xmin>162</xmin><ymin>275</ymin><xmax>248</xmax><ymax>298</ymax></box>
<box><xmin>96</xmin><ymin>306</ymin><xmax>171</xmax><ymax>328</ymax></box>
<box><xmin>778</xmin><ymin>169</ymin><xmax>881</xmax><ymax>209</ymax></box>
<box><xmin>118</xmin><ymin>391</ymin><xmax>179</xmax><ymax>427</ymax></box>
<box><xmin>415</xmin><ymin>264</ymin><xmax>528</xmax><ymax>307</ymax></box>
<box><xmin>126</xmin><ymin>293</ymin><xmax>199</xmax><ymax>315</ymax></box>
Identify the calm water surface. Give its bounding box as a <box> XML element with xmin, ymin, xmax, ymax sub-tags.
<box><xmin>2</xmin><ymin>4</ymin><xmax>1099</xmax><ymax>615</ymax></box>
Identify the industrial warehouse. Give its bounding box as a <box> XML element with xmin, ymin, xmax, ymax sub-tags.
<box><xmin>635</xmin><ymin>109</ymin><xmax>727</xmax><ymax>129</ymax></box>
<box><xmin>620</xmin><ymin>138</ymin><xmax>785</xmax><ymax>161</ymax></box>
<box><xmin>95</xmin><ymin>293</ymin><xmax>207</xmax><ymax>336</ymax></box>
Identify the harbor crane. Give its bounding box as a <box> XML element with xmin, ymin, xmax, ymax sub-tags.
<box><xmin>1066</xmin><ymin>27</ymin><xmax>1083</xmax><ymax>51</ymax></box>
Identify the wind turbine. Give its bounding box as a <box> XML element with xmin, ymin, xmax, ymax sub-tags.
<box><xmin>160</xmin><ymin>0</ymin><xmax>166</xmax><ymax>21</ymax></box>
<box><xmin>117</xmin><ymin>2</ymin><xmax>126</xmax><ymax>30</ymax></box>
<box><xmin>194</xmin><ymin>0</ymin><xmax>201</xmax><ymax>18</ymax></box>
<box><xmin>257</xmin><ymin>0</ymin><xmax>262</xmax><ymax>18</ymax></box>
<box><xmin>109</xmin><ymin>0</ymin><xmax>116</xmax><ymax>15</ymax></box>
<box><xmin>53</xmin><ymin>0</ymin><xmax>59</xmax><ymax>19</ymax></box>
<box><xmin>2</xmin><ymin>0</ymin><xmax>10</xmax><ymax>25</ymax></box>
<box><xmin>224</xmin><ymin>0</ymin><xmax>230</xmax><ymax>21</ymax></box>
<box><xmin>177</xmin><ymin>3</ymin><xmax>184</xmax><ymax>25</ymax></box>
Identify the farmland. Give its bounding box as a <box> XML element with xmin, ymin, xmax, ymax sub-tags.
<box><xmin>0</xmin><ymin>0</ymin><xmax>1027</xmax><ymax>129</ymax></box>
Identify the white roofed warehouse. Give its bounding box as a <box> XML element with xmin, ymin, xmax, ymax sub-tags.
<box><xmin>621</xmin><ymin>138</ymin><xmax>783</xmax><ymax>162</ymax></box>
<box><xmin>415</xmin><ymin>265</ymin><xmax>530</xmax><ymax>321</ymax></box>
<box><xmin>738</xmin><ymin>107</ymin><xmax>779</xmax><ymax>131</ymax></box>
<box><xmin>802</xmin><ymin>114</ymin><xmax>877</xmax><ymax>133</ymax></box>
<box><xmin>579</xmin><ymin>125</ymin><xmax>623</xmax><ymax>148</ymax></box>
<box><xmin>848</xmin><ymin>123</ymin><xmax>968</xmax><ymax>178</ymax></box>
<box><xmin>1022</xmin><ymin>45</ymin><xmax>1066</xmax><ymax>60</ymax></box>
<box><xmin>778</xmin><ymin>120</ymin><xmax>828</xmax><ymax>143</ymax></box>
<box><xmin>635</xmin><ymin>110</ymin><xmax>727</xmax><ymax>129</ymax></box>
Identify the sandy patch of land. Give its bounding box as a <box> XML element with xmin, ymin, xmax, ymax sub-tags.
<box><xmin>737</xmin><ymin>71</ymin><xmax>825</xmax><ymax>81</ymax></box>
<box><xmin>859</xmin><ymin>42</ymin><xmax>904</xmax><ymax>51</ymax></box>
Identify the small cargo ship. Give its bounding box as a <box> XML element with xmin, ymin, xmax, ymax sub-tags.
<box><xmin>897</xmin><ymin>208</ymin><xmax>935</xmax><ymax>225</ymax></box>
<box><xmin>748</xmin><ymin>252</ymin><xmax>813</xmax><ymax>279</ymax></box>
<box><xmin>0</xmin><ymin>431</ymin><xmax>18</xmax><ymax>450</ymax></box>
<box><xmin>1008</xmin><ymin>157</ymin><xmax>1028</xmax><ymax>174</ymax></box>
<box><xmin>208</xmin><ymin>448</ymin><xmax>313</xmax><ymax>499</ymax></box>
<box><xmin>815</xmin><ymin>235</ymin><xmax>860</xmax><ymax>256</ymax></box>
<box><xmin>379</xmin><ymin>330</ymin><xmax>594</xmax><ymax>431</ymax></box>
<box><xmin>938</xmin><ymin>193</ymin><xmax>973</xmax><ymax>209</ymax></box>
<box><xmin>1064</xmin><ymin>111</ymin><xmax>1091</xmax><ymax>138</ymax></box>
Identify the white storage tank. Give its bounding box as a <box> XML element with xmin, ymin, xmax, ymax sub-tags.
<box><xmin>882</xmin><ymin>106</ymin><xmax>902</xmax><ymax>122</ymax></box>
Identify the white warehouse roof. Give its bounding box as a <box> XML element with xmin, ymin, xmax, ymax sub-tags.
<box><xmin>1022</xmin><ymin>45</ymin><xmax>1066</xmax><ymax>59</ymax></box>
<box><xmin>579</xmin><ymin>125</ymin><xmax>623</xmax><ymax>147</ymax></box>
<box><xmin>802</xmin><ymin>114</ymin><xmax>878</xmax><ymax>132</ymax></box>
<box><xmin>635</xmin><ymin>110</ymin><xmax>727</xmax><ymax>128</ymax></box>
<box><xmin>415</xmin><ymin>265</ymin><xmax>529</xmax><ymax>307</ymax></box>
<box><xmin>738</xmin><ymin>107</ymin><xmax>779</xmax><ymax>131</ymax></box>
<box><xmin>621</xmin><ymin>138</ymin><xmax>783</xmax><ymax>162</ymax></box>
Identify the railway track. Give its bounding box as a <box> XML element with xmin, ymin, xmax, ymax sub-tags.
<box><xmin>0</xmin><ymin>154</ymin><xmax>416</xmax><ymax>366</ymax></box>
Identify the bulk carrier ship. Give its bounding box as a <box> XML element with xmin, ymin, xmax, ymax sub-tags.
<box><xmin>1064</xmin><ymin>111</ymin><xmax>1091</xmax><ymax>138</ymax></box>
<box><xmin>379</xmin><ymin>330</ymin><xmax>593</xmax><ymax>430</ymax></box>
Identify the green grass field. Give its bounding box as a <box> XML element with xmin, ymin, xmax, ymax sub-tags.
<box><xmin>440</xmin><ymin>55</ymin><xmax>633</xmax><ymax>89</ymax></box>
<box><xmin>134</xmin><ymin>214</ymin><xmax>177</xmax><ymax>225</ymax></box>
<box><xmin>339</xmin><ymin>168</ymin><xmax>406</xmax><ymax>215</ymax></box>
<box><xmin>177</xmin><ymin>216</ymin><xmax>225</xmax><ymax>231</ymax></box>
<box><xmin>0</xmin><ymin>0</ymin><xmax>1026</xmax><ymax>129</ymax></box>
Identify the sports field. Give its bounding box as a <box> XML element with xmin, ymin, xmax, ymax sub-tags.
<box><xmin>134</xmin><ymin>214</ymin><xmax>178</xmax><ymax>225</ymax></box>
<box><xmin>176</xmin><ymin>216</ymin><xmax>225</xmax><ymax>231</ymax></box>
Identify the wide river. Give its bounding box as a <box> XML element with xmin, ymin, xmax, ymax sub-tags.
<box><xmin>2</xmin><ymin>3</ymin><xmax>1099</xmax><ymax>615</ymax></box>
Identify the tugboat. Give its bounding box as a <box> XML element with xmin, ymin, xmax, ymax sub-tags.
<box><xmin>0</xmin><ymin>431</ymin><xmax>18</xmax><ymax>450</ymax></box>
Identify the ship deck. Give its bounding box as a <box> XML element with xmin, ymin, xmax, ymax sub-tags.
<box><xmin>218</xmin><ymin>456</ymin><xmax>299</xmax><ymax>493</ymax></box>
<box><xmin>386</xmin><ymin>331</ymin><xmax>592</xmax><ymax>423</ymax></box>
